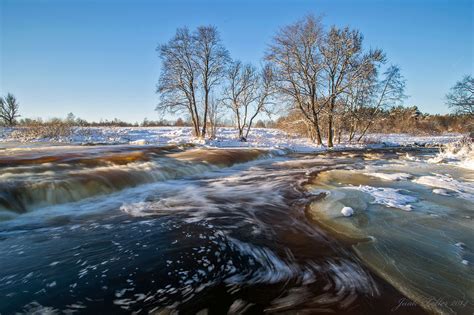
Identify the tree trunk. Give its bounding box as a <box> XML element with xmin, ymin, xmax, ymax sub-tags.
<box><xmin>190</xmin><ymin>83</ymin><xmax>201</xmax><ymax>138</ymax></box>
<box><xmin>348</xmin><ymin>123</ymin><xmax>355</xmax><ymax>143</ymax></box>
<box><xmin>238</xmin><ymin>127</ymin><xmax>244</xmax><ymax>140</ymax></box>
<box><xmin>314</xmin><ymin>115</ymin><xmax>323</xmax><ymax>145</ymax></box>
<box><xmin>357</xmin><ymin>123</ymin><xmax>372</xmax><ymax>142</ymax></box>
<box><xmin>201</xmin><ymin>86</ymin><xmax>209</xmax><ymax>138</ymax></box>
<box><xmin>189</xmin><ymin>108</ymin><xmax>199</xmax><ymax>137</ymax></box>
<box><xmin>327</xmin><ymin>97</ymin><xmax>336</xmax><ymax>147</ymax></box>
<box><xmin>327</xmin><ymin>118</ymin><xmax>333</xmax><ymax>147</ymax></box>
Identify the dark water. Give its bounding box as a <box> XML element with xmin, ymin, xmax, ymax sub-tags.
<box><xmin>0</xmin><ymin>145</ymin><xmax>468</xmax><ymax>314</ymax></box>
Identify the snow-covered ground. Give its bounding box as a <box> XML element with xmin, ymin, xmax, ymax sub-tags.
<box><xmin>0</xmin><ymin>126</ymin><xmax>465</xmax><ymax>152</ymax></box>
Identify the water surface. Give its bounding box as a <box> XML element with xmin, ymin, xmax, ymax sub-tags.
<box><xmin>0</xmin><ymin>145</ymin><xmax>471</xmax><ymax>314</ymax></box>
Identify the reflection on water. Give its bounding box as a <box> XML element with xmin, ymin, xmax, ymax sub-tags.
<box><xmin>0</xmin><ymin>145</ymin><xmax>471</xmax><ymax>314</ymax></box>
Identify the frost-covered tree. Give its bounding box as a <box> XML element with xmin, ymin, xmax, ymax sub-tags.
<box><xmin>0</xmin><ymin>93</ymin><xmax>20</xmax><ymax>126</ymax></box>
<box><xmin>446</xmin><ymin>75</ymin><xmax>474</xmax><ymax>116</ymax></box>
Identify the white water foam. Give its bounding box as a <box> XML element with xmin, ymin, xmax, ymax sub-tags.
<box><xmin>428</xmin><ymin>137</ymin><xmax>474</xmax><ymax>170</ymax></box>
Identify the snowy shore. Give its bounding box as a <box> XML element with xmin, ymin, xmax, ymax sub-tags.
<box><xmin>0</xmin><ymin>126</ymin><xmax>465</xmax><ymax>152</ymax></box>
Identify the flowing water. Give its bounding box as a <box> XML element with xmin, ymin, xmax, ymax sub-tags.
<box><xmin>0</xmin><ymin>145</ymin><xmax>472</xmax><ymax>314</ymax></box>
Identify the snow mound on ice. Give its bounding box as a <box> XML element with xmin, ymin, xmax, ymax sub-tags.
<box><xmin>341</xmin><ymin>206</ymin><xmax>354</xmax><ymax>217</ymax></box>
<box><xmin>364</xmin><ymin>172</ymin><xmax>413</xmax><ymax>181</ymax></box>
<box><xmin>432</xmin><ymin>188</ymin><xmax>450</xmax><ymax>196</ymax></box>
<box><xmin>347</xmin><ymin>185</ymin><xmax>417</xmax><ymax>211</ymax></box>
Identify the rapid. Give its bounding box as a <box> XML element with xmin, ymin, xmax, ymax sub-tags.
<box><xmin>0</xmin><ymin>144</ymin><xmax>472</xmax><ymax>314</ymax></box>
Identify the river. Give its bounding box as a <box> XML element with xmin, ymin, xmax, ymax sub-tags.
<box><xmin>0</xmin><ymin>145</ymin><xmax>472</xmax><ymax>314</ymax></box>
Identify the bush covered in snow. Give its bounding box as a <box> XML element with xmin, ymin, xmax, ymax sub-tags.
<box><xmin>10</xmin><ymin>120</ymin><xmax>72</xmax><ymax>141</ymax></box>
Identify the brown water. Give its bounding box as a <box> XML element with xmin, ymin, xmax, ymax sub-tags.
<box><xmin>0</xmin><ymin>145</ymin><xmax>472</xmax><ymax>314</ymax></box>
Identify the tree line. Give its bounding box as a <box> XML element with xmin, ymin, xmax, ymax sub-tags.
<box><xmin>155</xmin><ymin>15</ymin><xmax>407</xmax><ymax>146</ymax></box>
<box><xmin>277</xmin><ymin>106</ymin><xmax>472</xmax><ymax>139</ymax></box>
<box><xmin>155</xmin><ymin>15</ymin><xmax>473</xmax><ymax>145</ymax></box>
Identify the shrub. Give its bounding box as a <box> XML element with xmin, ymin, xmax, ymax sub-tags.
<box><xmin>11</xmin><ymin>118</ymin><xmax>73</xmax><ymax>141</ymax></box>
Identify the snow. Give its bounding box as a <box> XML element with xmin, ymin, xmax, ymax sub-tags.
<box><xmin>427</xmin><ymin>137</ymin><xmax>474</xmax><ymax>170</ymax></box>
<box><xmin>129</xmin><ymin>139</ymin><xmax>148</xmax><ymax>145</ymax></box>
<box><xmin>363</xmin><ymin>172</ymin><xmax>413</xmax><ymax>181</ymax></box>
<box><xmin>347</xmin><ymin>185</ymin><xmax>417</xmax><ymax>211</ymax></box>
<box><xmin>432</xmin><ymin>188</ymin><xmax>450</xmax><ymax>196</ymax></box>
<box><xmin>0</xmin><ymin>126</ymin><xmax>465</xmax><ymax>153</ymax></box>
<box><xmin>341</xmin><ymin>206</ymin><xmax>354</xmax><ymax>217</ymax></box>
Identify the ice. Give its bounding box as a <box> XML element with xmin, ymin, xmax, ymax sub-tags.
<box><xmin>129</xmin><ymin>139</ymin><xmax>148</xmax><ymax>145</ymax></box>
<box><xmin>413</xmin><ymin>174</ymin><xmax>474</xmax><ymax>202</ymax></box>
<box><xmin>432</xmin><ymin>188</ymin><xmax>450</xmax><ymax>195</ymax></box>
<box><xmin>347</xmin><ymin>185</ymin><xmax>417</xmax><ymax>211</ymax></box>
<box><xmin>363</xmin><ymin>172</ymin><xmax>413</xmax><ymax>181</ymax></box>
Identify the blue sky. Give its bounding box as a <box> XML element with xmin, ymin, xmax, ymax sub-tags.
<box><xmin>1</xmin><ymin>0</ymin><xmax>473</xmax><ymax>122</ymax></box>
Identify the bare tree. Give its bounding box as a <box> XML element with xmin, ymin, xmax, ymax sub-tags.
<box><xmin>156</xmin><ymin>27</ymin><xmax>201</xmax><ymax>137</ymax></box>
<box><xmin>207</xmin><ymin>95</ymin><xmax>223</xmax><ymax>139</ymax></box>
<box><xmin>355</xmin><ymin>65</ymin><xmax>406</xmax><ymax>141</ymax></box>
<box><xmin>342</xmin><ymin>65</ymin><xmax>405</xmax><ymax>142</ymax></box>
<box><xmin>223</xmin><ymin>61</ymin><xmax>274</xmax><ymax>141</ymax></box>
<box><xmin>0</xmin><ymin>93</ymin><xmax>20</xmax><ymax>126</ymax></box>
<box><xmin>193</xmin><ymin>26</ymin><xmax>229</xmax><ymax>138</ymax></box>
<box><xmin>446</xmin><ymin>75</ymin><xmax>474</xmax><ymax>116</ymax></box>
<box><xmin>266</xmin><ymin>15</ymin><xmax>325</xmax><ymax>145</ymax></box>
<box><xmin>224</xmin><ymin>61</ymin><xmax>257</xmax><ymax>140</ymax></box>
<box><xmin>342</xmin><ymin>69</ymin><xmax>376</xmax><ymax>142</ymax></box>
<box><xmin>244</xmin><ymin>65</ymin><xmax>275</xmax><ymax>139</ymax></box>
<box><xmin>320</xmin><ymin>26</ymin><xmax>385</xmax><ymax>147</ymax></box>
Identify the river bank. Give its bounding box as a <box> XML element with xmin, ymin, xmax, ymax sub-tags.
<box><xmin>0</xmin><ymin>126</ymin><xmax>465</xmax><ymax>151</ymax></box>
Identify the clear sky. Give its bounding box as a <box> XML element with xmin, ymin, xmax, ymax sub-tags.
<box><xmin>1</xmin><ymin>0</ymin><xmax>473</xmax><ymax>122</ymax></box>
